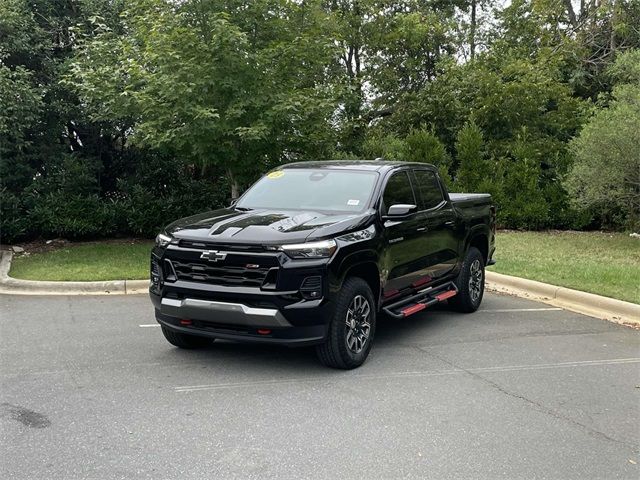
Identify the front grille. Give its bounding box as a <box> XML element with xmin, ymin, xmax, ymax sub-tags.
<box><xmin>169</xmin><ymin>260</ymin><xmax>272</xmax><ymax>287</ymax></box>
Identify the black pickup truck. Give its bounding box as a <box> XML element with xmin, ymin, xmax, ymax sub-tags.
<box><xmin>150</xmin><ymin>161</ymin><xmax>495</xmax><ymax>368</ymax></box>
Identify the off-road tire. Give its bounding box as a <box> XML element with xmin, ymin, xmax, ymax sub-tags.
<box><xmin>316</xmin><ymin>277</ymin><xmax>376</xmax><ymax>369</ymax></box>
<box><xmin>161</xmin><ymin>325</ymin><xmax>212</xmax><ymax>349</ymax></box>
<box><xmin>449</xmin><ymin>246</ymin><xmax>485</xmax><ymax>313</ymax></box>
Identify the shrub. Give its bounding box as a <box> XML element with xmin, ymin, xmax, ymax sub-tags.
<box><xmin>566</xmin><ymin>51</ymin><xmax>640</xmax><ymax>231</ymax></box>
<box><xmin>454</xmin><ymin>121</ymin><xmax>486</xmax><ymax>192</ymax></box>
<box><xmin>0</xmin><ymin>188</ymin><xmax>31</xmax><ymax>241</ymax></box>
<box><xmin>117</xmin><ymin>154</ymin><xmax>229</xmax><ymax>237</ymax></box>
<box><xmin>0</xmin><ymin>152</ymin><xmax>229</xmax><ymax>243</ymax></box>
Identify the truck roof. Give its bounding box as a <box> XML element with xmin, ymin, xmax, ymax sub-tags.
<box><xmin>279</xmin><ymin>160</ymin><xmax>437</xmax><ymax>173</ymax></box>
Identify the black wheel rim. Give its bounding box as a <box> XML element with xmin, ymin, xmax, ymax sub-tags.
<box><xmin>469</xmin><ymin>259</ymin><xmax>483</xmax><ymax>304</ymax></box>
<box><xmin>345</xmin><ymin>295</ymin><xmax>371</xmax><ymax>354</ymax></box>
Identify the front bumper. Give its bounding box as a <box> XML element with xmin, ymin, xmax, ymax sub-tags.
<box><xmin>160</xmin><ymin>297</ymin><xmax>292</xmax><ymax>328</ymax></box>
<box><xmin>150</xmin><ymin>290</ymin><xmax>330</xmax><ymax>346</ymax></box>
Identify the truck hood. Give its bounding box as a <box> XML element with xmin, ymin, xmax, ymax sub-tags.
<box><xmin>165</xmin><ymin>208</ymin><xmax>375</xmax><ymax>244</ymax></box>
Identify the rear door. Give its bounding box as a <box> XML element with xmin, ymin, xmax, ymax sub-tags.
<box><xmin>380</xmin><ymin>170</ymin><xmax>431</xmax><ymax>297</ymax></box>
<box><xmin>412</xmin><ymin>169</ymin><xmax>459</xmax><ymax>280</ymax></box>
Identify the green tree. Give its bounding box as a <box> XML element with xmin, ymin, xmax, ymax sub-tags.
<box><xmin>402</xmin><ymin>128</ymin><xmax>453</xmax><ymax>185</ymax></box>
<box><xmin>453</xmin><ymin>120</ymin><xmax>485</xmax><ymax>192</ymax></box>
<box><xmin>362</xmin><ymin>126</ymin><xmax>452</xmax><ymax>184</ymax></box>
<box><xmin>71</xmin><ymin>0</ymin><xmax>338</xmax><ymax>198</ymax></box>
<box><xmin>566</xmin><ymin>49</ymin><xmax>640</xmax><ymax>229</ymax></box>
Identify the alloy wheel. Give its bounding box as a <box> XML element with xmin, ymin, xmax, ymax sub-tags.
<box><xmin>345</xmin><ymin>295</ymin><xmax>371</xmax><ymax>354</ymax></box>
<box><xmin>469</xmin><ymin>259</ymin><xmax>483</xmax><ymax>303</ymax></box>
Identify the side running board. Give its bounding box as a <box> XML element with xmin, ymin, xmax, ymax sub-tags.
<box><xmin>382</xmin><ymin>281</ymin><xmax>458</xmax><ymax>319</ymax></box>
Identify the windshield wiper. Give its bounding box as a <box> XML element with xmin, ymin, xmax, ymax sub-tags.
<box><xmin>235</xmin><ymin>206</ymin><xmax>253</xmax><ymax>211</ymax></box>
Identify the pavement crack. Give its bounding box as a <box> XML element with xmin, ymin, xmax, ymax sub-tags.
<box><xmin>417</xmin><ymin>346</ymin><xmax>638</xmax><ymax>452</ymax></box>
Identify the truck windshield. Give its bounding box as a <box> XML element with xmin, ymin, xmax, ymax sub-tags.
<box><xmin>236</xmin><ymin>169</ymin><xmax>378</xmax><ymax>213</ymax></box>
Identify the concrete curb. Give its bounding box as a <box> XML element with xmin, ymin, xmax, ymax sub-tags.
<box><xmin>0</xmin><ymin>251</ymin><xmax>149</xmax><ymax>296</ymax></box>
<box><xmin>1</xmin><ymin>251</ymin><xmax>637</xmax><ymax>326</ymax></box>
<box><xmin>486</xmin><ymin>270</ymin><xmax>639</xmax><ymax>328</ymax></box>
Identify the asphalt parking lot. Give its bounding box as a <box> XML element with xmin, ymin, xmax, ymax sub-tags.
<box><xmin>1</xmin><ymin>292</ymin><xmax>638</xmax><ymax>479</ymax></box>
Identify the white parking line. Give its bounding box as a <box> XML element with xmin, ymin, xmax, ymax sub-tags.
<box><xmin>175</xmin><ymin>357</ymin><xmax>640</xmax><ymax>393</ymax></box>
<box><xmin>139</xmin><ymin>324</ymin><xmax>161</xmax><ymax>328</ymax></box>
<box><xmin>480</xmin><ymin>308</ymin><xmax>563</xmax><ymax>313</ymax></box>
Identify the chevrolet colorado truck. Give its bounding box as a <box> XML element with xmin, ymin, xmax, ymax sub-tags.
<box><xmin>150</xmin><ymin>160</ymin><xmax>495</xmax><ymax>369</ymax></box>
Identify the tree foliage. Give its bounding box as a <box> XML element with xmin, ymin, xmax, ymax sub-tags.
<box><xmin>70</xmin><ymin>0</ymin><xmax>338</xmax><ymax>197</ymax></box>
<box><xmin>1</xmin><ymin>0</ymin><xmax>639</xmax><ymax>243</ymax></box>
<box><xmin>566</xmin><ymin>49</ymin><xmax>640</xmax><ymax>229</ymax></box>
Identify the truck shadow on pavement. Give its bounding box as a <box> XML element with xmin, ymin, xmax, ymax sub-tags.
<box><xmin>160</xmin><ymin>306</ymin><xmax>456</xmax><ymax>372</ymax></box>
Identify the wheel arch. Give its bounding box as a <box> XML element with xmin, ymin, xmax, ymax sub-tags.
<box><xmin>466</xmin><ymin>228</ymin><xmax>489</xmax><ymax>264</ymax></box>
<box><xmin>341</xmin><ymin>261</ymin><xmax>381</xmax><ymax>308</ymax></box>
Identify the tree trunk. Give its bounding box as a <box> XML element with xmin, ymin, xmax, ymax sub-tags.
<box><xmin>227</xmin><ymin>169</ymin><xmax>240</xmax><ymax>200</ymax></box>
<box><xmin>470</xmin><ymin>0</ymin><xmax>477</xmax><ymax>60</ymax></box>
<box><xmin>610</xmin><ymin>0</ymin><xmax>617</xmax><ymax>52</ymax></box>
<box><xmin>564</xmin><ymin>0</ymin><xmax>578</xmax><ymax>27</ymax></box>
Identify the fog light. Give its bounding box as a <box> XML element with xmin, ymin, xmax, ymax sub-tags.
<box><xmin>300</xmin><ymin>276</ymin><xmax>322</xmax><ymax>300</ymax></box>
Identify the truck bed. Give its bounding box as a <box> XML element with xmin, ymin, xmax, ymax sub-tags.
<box><xmin>449</xmin><ymin>193</ymin><xmax>492</xmax><ymax>207</ymax></box>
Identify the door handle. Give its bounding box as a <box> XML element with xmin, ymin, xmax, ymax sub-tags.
<box><xmin>416</xmin><ymin>227</ymin><xmax>427</xmax><ymax>232</ymax></box>
<box><xmin>444</xmin><ymin>221</ymin><xmax>455</xmax><ymax>227</ymax></box>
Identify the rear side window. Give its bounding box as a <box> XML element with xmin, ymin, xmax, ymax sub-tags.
<box><xmin>383</xmin><ymin>171</ymin><xmax>416</xmax><ymax>210</ymax></box>
<box><xmin>413</xmin><ymin>170</ymin><xmax>444</xmax><ymax>209</ymax></box>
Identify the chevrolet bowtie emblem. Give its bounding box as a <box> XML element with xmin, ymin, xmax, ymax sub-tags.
<box><xmin>200</xmin><ymin>250</ymin><xmax>228</xmax><ymax>262</ymax></box>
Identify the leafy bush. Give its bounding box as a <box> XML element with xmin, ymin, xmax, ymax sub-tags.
<box><xmin>403</xmin><ymin>128</ymin><xmax>453</xmax><ymax>185</ymax></box>
<box><xmin>29</xmin><ymin>193</ymin><xmax>118</xmax><ymax>239</ymax></box>
<box><xmin>363</xmin><ymin>127</ymin><xmax>453</xmax><ymax>185</ymax></box>
<box><xmin>566</xmin><ymin>50</ymin><xmax>640</xmax><ymax>230</ymax></box>
<box><xmin>117</xmin><ymin>154</ymin><xmax>229</xmax><ymax>237</ymax></box>
<box><xmin>0</xmin><ymin>188</ymin><xmax>30</xmax><ymax>240</ymax></box>
<box><xmin>0</xmin><ymin>153</ymin><xmax>229</xmax><ymax>243</ymax></box>
<box><xmin>454</xmin><ymin>121</ymin><xmax>487</xmax><ymax>192</ymax></box>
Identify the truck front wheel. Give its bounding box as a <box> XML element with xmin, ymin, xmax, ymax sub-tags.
<box><xmin>161</xmin><ymin>325</ymin><xmax>212</xmax><ymax>349</ymax></box>
<box><xmin>316</xmin><ymin>277</ymin><xmax>376</xmax><ymax>369</ymax></box>
<box><xmin>449</xmin><ymin>246</ymin><xmax>485</xmax><ymax>313</ymax></box>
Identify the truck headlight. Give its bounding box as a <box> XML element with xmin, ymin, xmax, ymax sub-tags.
<box><xmin>279</xmin><ymin>239</ymin><xmax>337</xmax><ymax>259</ymax></box>
<box><xmin>155</xmin><ymin>232</ymin><xmax>173</xmax><ymax>248</ymax></box>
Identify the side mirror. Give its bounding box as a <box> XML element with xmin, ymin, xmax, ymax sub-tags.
<box><xmin>384</xmin><ymin>204</ymin><xmax>417</xmax><ymax>218</ymax></box>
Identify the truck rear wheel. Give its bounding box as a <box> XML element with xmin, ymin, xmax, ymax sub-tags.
<box><xmin>161</xmin><ymin>325</ymin><xmax>212</xmax><ymax>349</ymax></box>
<box><xmin>316</xmin><ymin>277</ymin><xmax>376</xmax><ymax>369</ymax></box>
<box><xmin>449</xmin><ymin>246</ymin><xmax>485</xmax><ymax>313</ymax></box>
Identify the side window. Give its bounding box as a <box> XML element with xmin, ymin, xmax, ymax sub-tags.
<box><xmin>414</xmin><ymin>170</ymin><xmax>445</xmax><ymax>210</ymax></box>
<box><xmin>383</xmin><ymin>171</ymin><xmax>416</xmax><ymax>211</ymax></box>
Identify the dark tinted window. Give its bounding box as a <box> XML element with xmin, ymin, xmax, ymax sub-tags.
<box><xmin>414</xmin><ymin>170</ymin><xmax>444</xmax><ymax>209</ymax></box>
<box><xmin>383</xmin><ymin>171</ymin><xmax>416</xmax><ymax>210</ymax></box>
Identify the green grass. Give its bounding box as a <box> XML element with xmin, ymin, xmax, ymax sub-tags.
<box><xmin>489</xmin><ymin>231</ymin><xmax>640</xmax><ymax>304</ymax></box>
<box><xmin>9</xmin><ymin>232</ymin><xmax>640</xmax><ymax>304</ymax></box>
<box><xmin>10</xmin><ymin>241</ymin><xmax>153</xmax><ymax>282</ymax></box>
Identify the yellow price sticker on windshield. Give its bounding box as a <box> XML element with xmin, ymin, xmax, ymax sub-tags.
<box><xmin>267</xmin><ymin>171</ymin><xmax>285</xmax><ymax>179</ymax></box>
